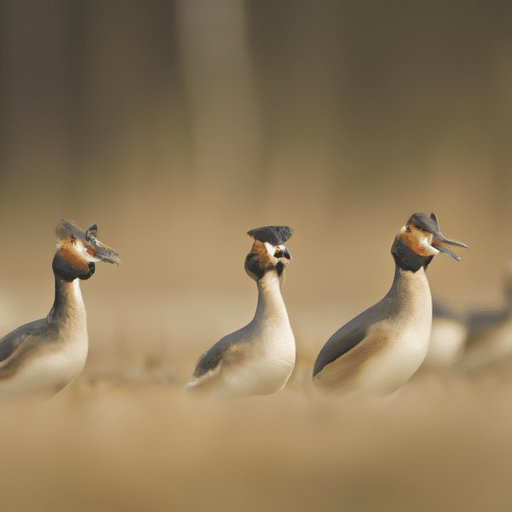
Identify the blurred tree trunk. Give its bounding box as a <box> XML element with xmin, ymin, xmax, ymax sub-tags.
<box><xmin>176</xmin><ymin>0</ymin><xmax>261</xmax><ymax>223</ymax></box>
<box><xmin>0</xmin><ymin>1</ymin><xmax>72</xmax><ymax>225</ymax></box>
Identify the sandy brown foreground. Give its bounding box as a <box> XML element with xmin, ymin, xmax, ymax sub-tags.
<box><xmin>1</xmin><ymin>362</ymin><xmax>511</xmax><ymax>512</ymax></box>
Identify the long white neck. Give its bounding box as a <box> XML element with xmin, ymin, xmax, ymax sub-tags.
<box><xmin>253</xmin><ymin>271</ymin><xmax>290</xmax><ymax>328</ymax></box>
<box><xmin>48</xmin><ymin>278</ymin><xmax>87</xmax><ymax>333</ymax></box>
<box><xmin>386</xmin><ymin>265</ymin><xmax>432</xmax><ymax>320</ymax></box>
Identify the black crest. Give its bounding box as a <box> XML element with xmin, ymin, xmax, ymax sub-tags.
<box><xmin>407</xmin><ymin>212</ymin><xmax>439</xmax><ymax>234</ymax></box>
<box><xmin>85</xmin><ymin>223</ymin><xmax>98</xmax><ymax>240</ymax></box>
<box><xmin>59</xmin><ymin>220</ymin><xmax>98</xmax><ymax>243</ymax></box>
<box><xmin>247</xmin><ymin>226</ymin><xmax>293</xmax><ymax>246</ymax></box>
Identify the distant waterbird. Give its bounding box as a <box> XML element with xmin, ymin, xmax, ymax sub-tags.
<box><xmin>422</xmin><ymin>297</ymin><xmax>468</xmax><ymax>369</ymax></box>
<box><xmin>458</xmin><ymin>262</ymin><xmax>512</xmax><ymax>371</ymax></box>
<box><xmin>185</xmin><ymin>225</ymin><xmax>295</xmax><ymax>397</ymax></box>
<box><xmin>0</xmin><ymin>221</ymin><xmax>120</xmax><ymax>399</ymax></box>
<box><xmin>312</xmin><ymin>212</ymin><xmax>468</xmax><ymax>396</ymax></box>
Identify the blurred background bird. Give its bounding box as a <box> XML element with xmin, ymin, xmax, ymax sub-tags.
<box><xmin>422</xmin><ymin>296</ymin><xmax>468</xmax><ymax>370</ymax></box>
<box><xmin>457</xmin><ymin>262</ymin><xmax>512</xmax><ymax>372</ymax></box>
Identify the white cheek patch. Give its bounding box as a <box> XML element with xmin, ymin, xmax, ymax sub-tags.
<box><xmin>265</xmin><ymin>243</ymin><xmax>288</xmax><ymax>263</ymax></box>
<box><xmin>263</xmin><ymin>242</ymin><xmax>275</xmax><ymax>260</ymax></box>
<box><xmin>419</xmin><ymin>237</ymin><xmax>439</xmax><ymax>256</ymax></box>
<box><xmin>401</xmin><ymin>226</ymin><xmax>439</xmax><ymax>257</ymax></box>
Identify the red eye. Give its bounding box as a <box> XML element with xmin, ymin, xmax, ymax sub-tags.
<box><xmin>274</xmin><ymin>249</ymin><xmax>283</xmax><ymax>258</ymax></box>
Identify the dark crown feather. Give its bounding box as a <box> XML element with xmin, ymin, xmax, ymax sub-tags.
<box><xmin>247</xmin><ymin>226</ymin><xmax>293</xmax><ymax>246</ymax></box>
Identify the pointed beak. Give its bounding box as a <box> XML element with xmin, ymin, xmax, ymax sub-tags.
<box><xmin>90</xmin><ymin>239</ymin><xmax>121</xmax><ymax>265</ymax></box>
<box><xmin>431</xmin><ymin>233</ymin><xmax>468</xmax><ymax>261</ymax></box>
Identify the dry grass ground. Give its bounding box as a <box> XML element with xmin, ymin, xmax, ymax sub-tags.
<box><xmin>1</xmin><ymin>353</ymin><xmax>512</xmax><ymax>512</ymax></box>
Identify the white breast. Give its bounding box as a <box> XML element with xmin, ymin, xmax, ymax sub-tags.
<box><xmin>0</xmin><ymin>335</ymin><xmax>88</xmax><ymax>399</ymax></box>
<box><xmin>317</xmin><ymin>267</ymin><xmax>432</xmax><ymax>396</ymax></box>
<box><xmin>222</xmin><ymin>323</ymin><xmax>296</xmax><ymax>396</ymax></box>
<box><xmin>0</xmin><ymin>280</ymin><xmax>89</xmax><ymax>399</ymax></box>
<box><xmin>213</xmin><ymin>274</ymin><xmax>296</xmax><ymax>398</ymax></box>
<box><xmin>359</xmin><ymin>270</ymin><xmax>432</xmax><ymax>393</ymax></box>
<box><xmin>363</xmin><ymin>315</ymin><xmax>431</xmax><ymax>393</ymax></box>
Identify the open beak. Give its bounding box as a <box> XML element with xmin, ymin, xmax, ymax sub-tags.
<box><xmin>431</xmin><ymin>233</ymin><xmax>468</xmax><ymax>261</ymax></box>
<box><xmin>90</xmin><ymin>239</ymin><xmax>121</xmax><ymax>265</ymax></box>
<box><xmin>61</xmin><ymin>221</ymin><xmax>121</xmax><ymax>265</ymax></box>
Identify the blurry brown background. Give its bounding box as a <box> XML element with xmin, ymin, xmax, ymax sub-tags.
<box><xmin>1</xmin><ymin>1</ymin><xmax>512</xmax><ymax>511</ymax></box>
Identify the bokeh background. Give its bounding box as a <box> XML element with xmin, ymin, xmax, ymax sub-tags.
<box><xmin>1</xmin><ymin>1</ymin><xmax>512</xmax><ymax>511</ymax></box>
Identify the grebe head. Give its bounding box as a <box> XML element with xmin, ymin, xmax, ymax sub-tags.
<box><xmin>53</xmin><ymin>220</ymin><xmax>120</xmax><ymax>282</ymax></box>
<box><xmin>244</xmin><ymin>226</ymin><xmax>292</xmax><ymax>282</ymax></box>
<box><xmin>392</xmin><ymin>212</ymin><xmax>468</xmax><ymax>272</ymax></box>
